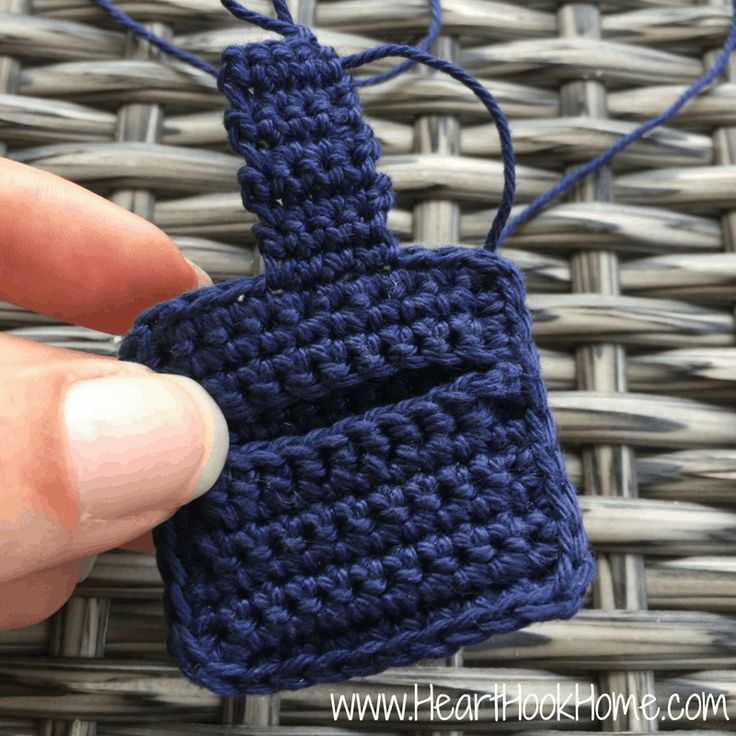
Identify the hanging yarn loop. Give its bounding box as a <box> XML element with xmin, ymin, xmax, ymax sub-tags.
<box><xmin>341</xmin><ymin>43</ymin><xmax>515</xmax><ymax>249</ymax></box>
<box><xmin>93</xmin><ymin>0</ymin><xmax>514</xmax><ymax>251</ymax></box>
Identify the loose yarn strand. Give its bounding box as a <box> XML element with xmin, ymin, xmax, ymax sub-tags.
<box><xmin>94</xmin><ymin>0</ymin><xmax>444</xmax><ymax>86</ymax></box>
<box><xmin>92</xmin><ymin>0</ymin><xmax>219</xmax><ymax>76</ymax></box>
<box><xmin>271</xmin><ymin>0</ymin><xmax>294</xmax><ymax>23</ymax></box>
<box><xmin>342</xmin><ymin>44</ymin><xmax>515</xmax><ymax>248</ymax></box>
<box><xmin>353</xmin><ymin>0</ymin><xmax>444</xmax><ymax>87</ymax></box>
<box><xmin>500</xmin><ymin>0</ymin><xmax>736</xmax><ymax>244</ymax></box>
<box><xmin>220</xmin><ymin>0</ymin><xmax>298</xmax><ymax>34</ymax></box>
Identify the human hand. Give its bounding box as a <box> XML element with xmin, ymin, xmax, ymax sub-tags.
<box><xmin>0</xmin><ymin>158</ymin><xmax>229</xmax><ymax>629</ymax></box>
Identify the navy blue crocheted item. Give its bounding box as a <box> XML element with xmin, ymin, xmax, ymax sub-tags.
<box><xmin>119</xmin><ymin>26</ymin><xmax>595</xmax><ymax>696</ymax></box>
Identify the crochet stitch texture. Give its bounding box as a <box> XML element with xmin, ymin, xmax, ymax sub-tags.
<box><xmin>119</xmin><ymin>26</ymin><xmax>595</xmax><ymax>695</ymax></box>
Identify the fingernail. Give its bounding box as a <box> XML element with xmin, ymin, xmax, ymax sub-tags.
<box><xmin>77</xmin><ymin>555</ymin><xmax>98</xmax><ymax>583</ymax></box>
<box><xmin>184</xmin><ymin>257</ymin><xmax>213</xmax><ymax>287</ymax></box>
<box><xmin>64</xmin><ymin>375</ymin><xmax>229</xmax><ymax>519</ymax></box>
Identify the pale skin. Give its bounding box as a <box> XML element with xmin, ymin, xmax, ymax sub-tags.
<box><xmin>0</xmin><ymin>158</ymin><xmax>229</xmax><ymax>629</ymax></box>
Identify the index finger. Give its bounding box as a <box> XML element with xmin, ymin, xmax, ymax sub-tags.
<box><xmin>0</xmin><ymin>158</ymin><xmax>209</xmax><ymax>334</ymax></box>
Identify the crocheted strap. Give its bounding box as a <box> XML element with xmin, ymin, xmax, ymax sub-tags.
<box><xmin>218</xmin><ymin>28</ymin><xmax>401</xmax><ymax>291</ymax></box>
<box><xmin>92</xmin><ymin>0</ymin><xmax>516</xmax><ymax>253</ymax></box>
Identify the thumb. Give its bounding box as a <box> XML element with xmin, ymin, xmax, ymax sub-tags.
<box><xmin>0</xmin><ymin>335</ymin><xmax>229</xmax><ymax>584</ymax></box>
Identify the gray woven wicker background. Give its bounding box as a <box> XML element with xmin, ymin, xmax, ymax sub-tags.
<box><xmin>2</xmin><ymin>0</ymin><xmax>736</xmax><ymax>732</ymax></box>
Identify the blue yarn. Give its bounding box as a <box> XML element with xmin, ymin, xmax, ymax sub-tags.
<box><xmin>271</xmin><ymin>0</ymin><xmax>294</xmax><ymax>23</ymax></box>
<box><xmin>502</xmin><ymin>0</ymin><xmax>736</xmax><ymax>242</ymax></box>
<box><xmin>342</xmin><ymin>43</ymin><xmax>514</xmax><ymax>248</ymax></box>
<box><xmin>93</xmin><ymin>0</ymin><xmax>513</xmax><ymax>247</ymax></box>
<box><xmin>353</xmin><ymin>0</ymin><xmax>444</xmax><ymax>87</ymax></box>
<box><xmin>94</xmin><ymin>0</ymin><xmax>736</xmax><ymax>243</ymax></box>
<box><xmin>108</xmin><ymin>2</ymin><xmax>594</xmax><ymax>695</ymax></box>
<box><xmin>93</xmin><ymin>0</ymin><xmax>444</xmax><ymax>88</ymax></box>
<box><xmin>221</xmin><ymin>0</ymin><xmax>300</xmax><ymax>35</ymax></box>
<box><xmin>92</xmin><ymin>0</ymin><xmax>220</xmax><ymax>76</ymax></box>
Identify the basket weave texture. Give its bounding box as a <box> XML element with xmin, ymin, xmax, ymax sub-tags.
<box><xmin>1</xmin><ymin>0</ymin><xmax>736</xmax><ymax>732</ymax></box>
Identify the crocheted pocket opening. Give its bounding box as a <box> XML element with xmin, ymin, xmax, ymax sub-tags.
<box><xmin>122</xmin><ymin>247</ymin><xmax>528</xmax><ymax>442</ymax></box>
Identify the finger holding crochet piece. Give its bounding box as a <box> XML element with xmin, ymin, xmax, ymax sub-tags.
<box><xmin>0</xmin><ymin>157</ymin><xmax>229</xmax><ymax>628</ymax></box>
